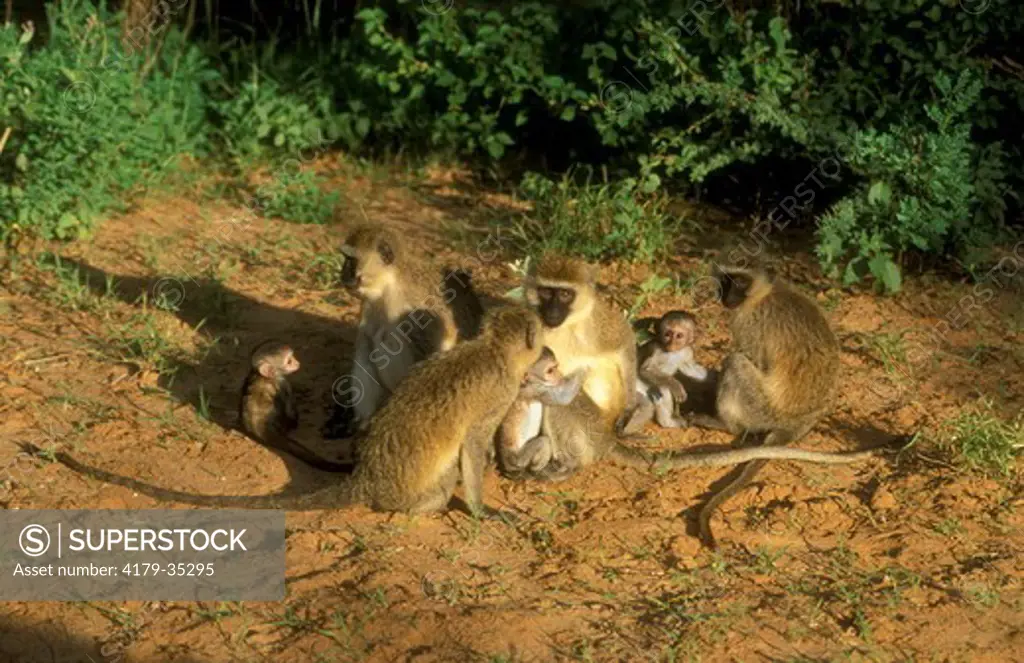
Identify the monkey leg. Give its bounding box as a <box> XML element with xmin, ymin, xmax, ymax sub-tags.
<box><xmin>653</xmin><ymin>388</ymin><xmax>687</xmax><ymax>429</ymax></box>
<box><xmin>407</xmin><ymin>465</ymin><xmax>460</xmax><ymax>515</ymax></box>
<box><xmin>620</xmin><ymin>400</ymin><xmax>655</xmax><ymax>435</ymax></box>
<box><xmin>461</xmin><ymin>426</ymin><xmax>519</xmax><ymax>523</ymax></box>
<box><xmin>715</xmin><ymin>353</ymin><xmax>774</xmax><ymax>434</ymax></box>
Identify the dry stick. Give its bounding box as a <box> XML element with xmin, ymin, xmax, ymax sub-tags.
<box><xmin>0</xmin><ymin>127</ymin><xmax>12</xmax><ymax>155</ymax></box>
<box><xmin>3</xmin><ymin>0</ymin><xmax>11</xmax><ymax>26</ymax></box>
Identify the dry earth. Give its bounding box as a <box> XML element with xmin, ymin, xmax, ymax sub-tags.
<box><xmin>1</xmin><ymin>160</ymin><xmax>1023</xmax><ymax>662</ymax></box>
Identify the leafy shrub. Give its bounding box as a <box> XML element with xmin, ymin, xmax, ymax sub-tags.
<box><xmin>816</xmin><ymin>71</ymin><xmax>1008</xmax><ymax>291</ymax></box>
<box><xmin>0</xmin><ymin>0</ymin><xmax>214</xmax><ymax>241</ymax></box>
<box><xmin>326</xmin><ymin>0</ymin><xmax>1023</xmax><ymax>288</ymax></box>
<box><xmin>514</xmin><ymin>168</ymin><xmax>672</xmax><ymax>262</ymax></box>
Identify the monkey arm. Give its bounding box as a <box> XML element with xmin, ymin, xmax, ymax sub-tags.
<box><xmin>351</xmin><ymin>327</ymin><xmax>384</xmax><ymax>423</ymax></box>
<box><xmin>639</xmin><ymin>368</ymin><xmax>688</xmax><ymax>403</ymax></box>
<box><xmin>274</xmin><ymin>382</ymin><xmax>299</xmax><ymax>431</ymax></box>
<box><xmin>538</xmin><ymin>368</ymin><xmax>587</xmax><ymax>406</ymax></box>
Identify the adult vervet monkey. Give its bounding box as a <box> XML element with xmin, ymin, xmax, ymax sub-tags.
<box><xmin>339</xmin><ymin>224</ymin><xmax>482</xmax><ymax>431</ymax></box>
<box><xmin>694</xmin><ymin>264</ymin><xmax>840</xmax><ymax>547</ymax></box>
<box><xmin>522</xmin><ymin>254</ymin><xmax>637</xmax><ymax>427</ymax></box>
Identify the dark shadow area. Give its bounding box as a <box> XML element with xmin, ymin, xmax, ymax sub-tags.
<box><xmin>0</xmin><ymin>615</ymin><xmax>207</xmax><ymax>663</ymax></box>
<box><xmin>55</xmin><ymin>257</ymin><xmax>359</xmax><ymax>484</ymax></box>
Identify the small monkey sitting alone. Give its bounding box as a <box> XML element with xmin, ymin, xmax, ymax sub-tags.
<box><xmin>241</xmin><ymin>341</ymin><xmax>353</xmax><ymax>472</ymax></box>
<box><xmin>622</xmin><ymin>310</ymin><xmax>709</xmax><ymax>433</ymax></box>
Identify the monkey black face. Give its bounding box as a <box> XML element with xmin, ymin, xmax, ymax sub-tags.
<box><xmin>716</xmin><ymin>272</ymin><xmax>753</xmax><ymax>309</ymax></box>
<box><xmin>535</xmin><ymin>286</ymin><xmax>576</xmax><ymax>327</ymax></box>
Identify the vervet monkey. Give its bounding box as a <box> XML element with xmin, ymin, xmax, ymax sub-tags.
<box><xmin>523</xmin><ymin>254</ymin><xmax>637</xmax><ymax>427</ymax></box>
<box><xmin>340</xmin><ymin>224</ymin><xmax>483</xmax><ymax>431</ymax></box>
<box><xmin>39</xmin><ymin>306</ymin><xmax>546</xmax><ymax>520</ymax></box>
<box><xmin>622</xmin><ymin>310</ymin><xmax>709</xmax><ymax>433</ymax></box>
<box><xmin>693</xmin><ymin>264</ymin><xmax>840</xmax><ymax>548</ymax></box>
<box><xmin>240</xmin><ymin>341</ymin><xmax>353</xmax><ymax>471</ymax></box>
<box><xmin>496</xmin><ymin>347</ymin><xmax>588</xmax><ymax>476</ymax></box>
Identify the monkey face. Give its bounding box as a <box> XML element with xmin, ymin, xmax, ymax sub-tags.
<box><xmin>535</xmin><ymin>286</ymin><xmax>576</xmax><ymax>327</ymax></box>
<box><xmin>716</xmin><ymin>272</ymin><xmax>753</xmax><ymax>309</ymax></box>
<box><xmin>340</xmin><ymin>241</ymin><xmax>396</xmax><ymax>299</ymax></box>
<box><xmin>660</xmin><ymin>323</ymin><xmax>695</xmax><ymax>353</ymax></box>
<box><xmin>281</xmin><ymin>350</ymin><xmax>300</xmax><ymax>374</ymax></box>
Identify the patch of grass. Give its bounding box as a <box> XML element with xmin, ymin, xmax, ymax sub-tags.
<box><xmin>512</xmin><ymin>167</ymin><xmax>674</xmax><ymax>263</ymax></box>
<box><xmin>35</xmin><ymin>253</ymin><xmax>98</xmax><ymax>311</ymax></box>
<box><xmin>943</xmin><ymin>399</ymin><xmax>1023</xmax><ymax>477</ymax></box>
<box><xmin>253</xmin><ymin>170</ymin><xmax>341</xmax><ymax>225</ymax></box>
<box><xmin>868</xmin><ymin>331</ymin><xmax>909</xmax><ymax>377</ymax></box>
<box><xmin>932</xmin><ymin>518</ymin><xmax>966</xmax><ymax>538</ymax></box>
<box><xmin>629</xmin><ymin>274</ymin><xmax>674</xmax><ymax>319</ymax></box>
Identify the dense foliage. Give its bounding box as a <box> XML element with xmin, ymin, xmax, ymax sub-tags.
<box><xmin>2</xmin><ymin>0</ymin><xmax>1022</xmax><ymax>289</ymax></box>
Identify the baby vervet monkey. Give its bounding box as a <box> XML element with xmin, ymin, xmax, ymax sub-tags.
<box><xmin>497</xmin><ymin>347</ymin><xmax>588</xmax><ymax>476</ymax></box>
<box><xmin>240</xmin><ymin>341</ymin><xmax>352</xmax><ymax>472</ymax></box>
<box><xmin>622</xmin><ymin>311</ymin><xmax>709</xmax><ymax>434</ymax></box>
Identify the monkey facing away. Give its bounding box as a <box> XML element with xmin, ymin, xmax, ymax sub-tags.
<box><xmin>240</xmin><ymin>340</ymin><xmax>354</xmax><ymax>472</ymax></box>
<box><xmin>523</xmin><ymin>254</ymin><xmax>638</xmax><ymax>428</ymax></box>
<box><xmin>622</xmin><ymin>310</ymin><xmax>709</xmax><ymax>433</ymax></box>
<box><xmin>690</xmin><ymin>264</ymin><xmax>842</xmax><ymax>548</ymax></box>
<box><xmin>339</xmin><ymin>224</ymin><xmax>483</xmax><ymax>433</ymax></box>
<box><xmin>496</xmin><ymin>343</ymin><xmax>873</xmax><ymax>484</ymax></box>
<box><xmin>42</xmin><ymin>306</ymin><xmax>547</xmax><ymax>520</ymax></box>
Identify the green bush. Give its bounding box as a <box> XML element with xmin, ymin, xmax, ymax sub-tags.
<box><xmin>327</xmin><ymin>0</ymin><xmax>1022</xmax><ymax>289</ymax></box>
<box><xmin>0</xmin><ymin>0</ymin><xmax>214</xmax><ymax>241</ymax></box>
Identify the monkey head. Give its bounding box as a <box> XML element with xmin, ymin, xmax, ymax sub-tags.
<box><xmin>523</xmin><ymin>346</ymin><xmax>560</xmax><ymax>385</ymax></box>
<box><xmin>657</xmin><ymin>311</ymin><xmax>698</xmax><ymax>352</ymax></box>
<box><xmin>481</xmin><ymin>305</ymin><xmax>544</xmax><ymax>373</ymax></box>
<box><xmin>710</xmin><ymin>264</ymin><xmax>773</xmax><ymax>310</ymax></box>
<box><xmin>524</xmin><ymin>254</ymin><xmax>598</xmax><ymax>328</ymax></box>
<box><xmin>340</xmin><ymin>225</ymin><xmax>400</xmax><ymax>299</ymax></box>
<box><xmin>251</xmin><ymin>341</ymin><xmax>300</xmax><ymax>379</ymax></box>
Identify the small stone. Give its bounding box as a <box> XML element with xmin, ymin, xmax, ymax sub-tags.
<box><xmin>871</xmin><ymin>485</ymin><xmax>897</xmax><ymax>511</ymax></box>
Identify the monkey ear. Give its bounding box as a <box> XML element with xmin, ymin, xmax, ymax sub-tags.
<box><xmin>257</xmin><ymin>363</ymin><xmax>275</xmax><ymax>379</ymax></box>
<box><xmin>378</xmin><ymin>241</ymin><xmax>395</xmax><ymax>265</ymax></box>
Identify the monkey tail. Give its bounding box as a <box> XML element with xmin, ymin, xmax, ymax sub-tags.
<box><xmin>606</xmin><ymin>442</ymin><xmax>657</xmax><ymax>469</ymax></box>
<box><xmin>266</xmin><ymin>433</ymin><xmax>356</xmax><ymax>473</ymax></box>
<box><xmin>696</xmin><ymin>429</ymin><xmax>791</xmax><ymax>549</ymax></box>
<box><xmin>21</xmin><ymin>443</ymin><xmax>361</xmax><ymax>510</ymax></box>
<box><xmin>654</xmin><ymin>445</ymin><xmax>881</xmax><ymax>469</ymax></box>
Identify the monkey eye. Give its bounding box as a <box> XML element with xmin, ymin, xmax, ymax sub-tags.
<box><xmin>556</xmin><ymin>289</ymin><xmax>573</xmax><ymax>303</ymax></box>
<box><xmin>538</xmin><ymin>289</ymin><xmax>552</xmax><ymax>301</ymax></box>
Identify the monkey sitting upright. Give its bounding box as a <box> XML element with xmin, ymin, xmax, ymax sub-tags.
<box><xmin>523</xmin><ymin>254</ymin><xmax>639</xmax><ymax>429</ymax></box>
<box><xmin>690</xmin><ymin>264</ymin><xmax>841</xmax><ymax>548</ymax></box>
<box><xmin>621</xmin><ymin>310</ymin><xmax>709</xmax><ymax>434</ymax></box>
<box><xmin>240</xmin><ymin>341</ymin><xmax>354</xmax><ymax>472</ymax></box>
<box><xmin>337</xmin><ymin>224</ymin><xmax>484</xmax><ymax>435</ymax></box>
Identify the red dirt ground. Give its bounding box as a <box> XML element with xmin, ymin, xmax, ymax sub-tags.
<box><xmin>1</xmin><ymin>162</ymin><xmax>1022</xmax><ymax>662</ymax></box>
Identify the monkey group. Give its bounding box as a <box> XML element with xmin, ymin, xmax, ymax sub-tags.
<box><xmin>51</xmin><ymin>222</ymin><xmax>898</xmax><ymax>548</ymax></box>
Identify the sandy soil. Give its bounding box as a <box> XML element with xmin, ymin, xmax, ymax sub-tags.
<box><xmin>1</xmin><ymin>162</ymin><xmax>1022</xmax><ymax>662</ymax></box>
